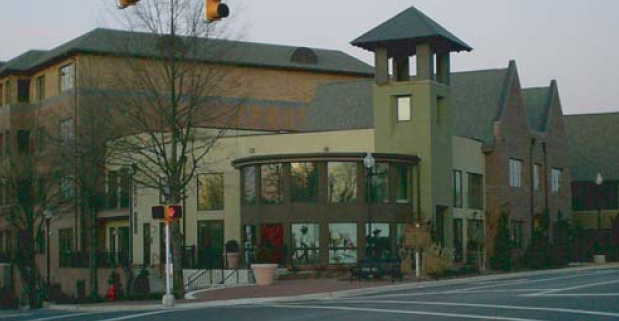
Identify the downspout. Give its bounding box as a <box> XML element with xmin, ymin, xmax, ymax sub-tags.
<box><xmin>529</xmin><ymin>138</ymin><xmax>536</xmax><ymax>236</ymax></box>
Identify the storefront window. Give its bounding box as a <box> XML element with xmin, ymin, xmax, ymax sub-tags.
<box><xmin>198</xmin><ymin>173</ymin><xmax>224</xmax><ymax>211</ymax></box>
<box><xmin>365</xmin><ymin>223</ymin><xmax>392</xmax><ymax>259</ymax></box>
<box><xmin>261</xmin><ymin>164</ymin><xmax>283</xmax><ymax>204</ymax></box>
<box><xmin>291</xmin><ymin>223</ymin><xmax>320</xmax><ymax>265</ymax></box>
<box><xmin>371</xmin><ymin>163</ymin><xmax>389</xmax><ymax>203</ymax></box>
<box><xmin>329</xmin><ymin>223</ymin><xmax>357</xmax><ymax>264</ymax></box>
<box><xmin>394</xmin><ymin>164</ymin><xmax>411</xmax><ymax>203</ymax></box>
<box><xmin>328</xmin><ymin>162</ymin><xmax>357</xmax><ymax>203</ymax></box>
<box><xmin>243</xmin><ymin>225</ymin><xmax>256</xmax><ymax>264</ymax></box>
<box><xmin>243</xmin><ymin>167</ymin><xmax>256</xmax><ymax>206</ymax></box>
<box><xmin>291</xmin><ymin>162</ymin><xmax>318</xmax><ymax>203</ymax></box>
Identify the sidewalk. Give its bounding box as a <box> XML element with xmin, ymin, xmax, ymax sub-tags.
<box><xmin>48</xmin><ymin>262</ymin><xmax>619</xmax><ymax>312</ymax></box>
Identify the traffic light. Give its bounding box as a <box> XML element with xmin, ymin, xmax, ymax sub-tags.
<box><xmin>118</xmin><ymin>0</ymin><xmax>141</xmax><ymax>9</ymax></box>
<box><xmin>167</xmin><ymin>205</ymin><xmax>183</xmax><ymax>220</ymax></box>
<box><xmin>205</xmin><ymin>0</ymin><xmax>230</xmax><ymax>22</ymax></box>
<box><xmin>152</xmin><ymin>205</ymin><xmax>165</xmax><ymax>219</ymax></box>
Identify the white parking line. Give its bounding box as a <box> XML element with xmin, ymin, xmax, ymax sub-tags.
<box><xmin>262</xmin><ymin>303</ymin><xmax>547</xmax><ymax>321</ymax></box>
<box><xmin>527</xmin><ymin>278</ymin><xmax>619</xmax><ymax>296</ymax></box>
<box><xmin>333</xmin><ymin>299</ymin><xmax>619</xmax><ymax>318</ymax></box>
<box><xmin>527</xmin><ymin>293</ymin><xmax>619</xmax><ymax>297</ymax></box>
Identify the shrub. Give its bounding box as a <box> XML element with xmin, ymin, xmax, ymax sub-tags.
<box><xmin>256</xmin><ymin>246</ymin><xmax>277</xmax><ymax>264</ymax></box>
<box><xmin>423</xmin><ymin>243</ymin><xmax>455</xmax><ymax>279</ymax></box>
<box><xmin>491</xmin><ymin>209</ymin><xmax>513</xmax><ymax>271</ymax></box>
<box><xmin>225</xmin><ymin>240</ymin><xmax>240</xmax><ymax>253</ymax></box>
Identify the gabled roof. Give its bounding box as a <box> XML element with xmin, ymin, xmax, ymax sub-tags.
<box><xmin>0</xmin><ymin>50</ymin><xmax>48</xmax><ymax>76</ymax></box>
<box><xmin>1</xmin><ymin>28</ymin><xmax>374</xmax><ymax>77</ymax></box>
<box><xmin>524</xmin><ymin>86</ymin><xmax>552</xmax><ymax>133</ymax></box>
<box><xmin>351</xmin><ymin>6</ymin><xmax>472</xmax><ymax>54</ymax></box>
<box><xmin>565</xmin><ymin>112</ymin><xmax>619</xmax><ymax>181</ymax></box>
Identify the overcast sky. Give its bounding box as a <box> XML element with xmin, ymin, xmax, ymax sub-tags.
<box><xmin>2</xmin><ymin>0</ymin><xmax>618</xmax><ymax>115</ymax></box>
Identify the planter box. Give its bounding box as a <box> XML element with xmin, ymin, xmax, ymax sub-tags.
<box><xmin>251</xmin><ymin>264</ymin><xmax>278</xmax><ymax>286</ymax></box>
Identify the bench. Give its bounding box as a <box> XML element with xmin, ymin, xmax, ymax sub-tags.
<box><xmin>350</xmin><ymin>259</ymin><xmax>403</xmax><ymax>282</ymax></box>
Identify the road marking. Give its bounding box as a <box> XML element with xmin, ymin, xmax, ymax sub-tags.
<box><xmin>526</xmin><ymin>293</ymin><xmax>619</xmax><ymax>297</ymax></box>
<box><xmin>261</xmin><ymin>303</ymin><xmax>547</xmax><ymax>321</ymax></box>
<box><xmin>446</xmin><ymin>270</ymin><xmax>618</xmax><ymax>293</ymax></box>
<box><xmin>23</xmin><ymin>313</ymin><xmax>103</xmax><ymax>321</ymax></box>
<box><xmin>0</xmin><ymin>314</ymin><xmax>33</xmax><ymax>319</ymax></box>
<box><xmin>527</xmin><ymin>278</ymin><xmax>619</xmax><ymax>296</ymax></box>
<box><xmin>334</xmin><ymin>299</ymin><xmax>619</xmax><ymax>318</ymax></box>
<box><xmin>97</xmin><ymin>310</ymin><xmax>175</xmax><ymax>321</ymax></box>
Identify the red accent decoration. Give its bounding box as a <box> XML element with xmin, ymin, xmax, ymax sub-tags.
<box><xmin>106</xmin><ymin>284</ymin><xmax>117</xmax><ymax>302</ymax></box>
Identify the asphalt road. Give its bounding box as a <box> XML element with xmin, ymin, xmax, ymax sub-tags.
<box><xmin>3</xmin><ymin>267</ymin><xmax>619</xmax><ymax>321</ymax></box>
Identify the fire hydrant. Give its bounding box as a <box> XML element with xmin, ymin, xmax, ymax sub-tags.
<box><xmin>106</xmin><ymin>284</ymin><xmax>117</xmax><ymax>302</ymax></box>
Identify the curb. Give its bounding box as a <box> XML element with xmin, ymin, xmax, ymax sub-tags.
<box><xmin>48</xmin><ymin>263</ymin><xmax>619</xmax><ymax>312</ymax></box>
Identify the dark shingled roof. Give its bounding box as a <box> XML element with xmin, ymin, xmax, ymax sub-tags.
<box><xmin>565</xmin><ymin>113</ymin><xmax>619</xmax><ymax>181</ymax></box>
<box><xmin>524</xmin><ymin>87</ymin><xmax>551</xmax><ymax>133</ymax></box>
<box><xmin>0</xmin><ymin>50</ymin><xmax>48</xmax><ymax>76</ymax></box>
<box><xmin>351</xmin><ymin>6</ymin><xmax>472</xmax><ymax>54</ymax></box>
<box><xmin>301</xmin><ymin>68</ymin><xmax>509</xmax><ymax>143</ymax></box>
<box><xmin>1</xmin><ymin>28</ymin><xmax>373</xmax><ymax>77</ymax></box>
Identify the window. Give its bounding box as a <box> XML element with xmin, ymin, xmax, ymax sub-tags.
<box><xmin>119</xmin><ymin>169</ymin><xmax>132</xmax><ymax>208</ymax></box>
<box><xmin>509</xmin><ymin>158</ymin><xmax>523</xmax><ymax>188</ymax></box>
<box><xmin>290</xmin><ymin>162</ymin><xmax>318</xmax><ymax>203</ymax></box>
<box><xmin>396</xmin><ymin>96</ymin><xmax>411</xmax><ymax>122</ymax></box>
<box><xmin>60</xmin><ymin>64</ymin><xmax>75</xmax><ymax>92</ymax></box>
<box><xmin>370</xmin><ymin>163</ymin><xmax>389</xmax><ymax>203</ymax></box>
<box><xmin>261</xmin><ymin>164</ymin><xmax>283</xmax><ymax>204</ymax></box>
<box><xmin>511</xmin><ymin>221</ymin><xmax>525</xmax><ymax>249</ymax></box>
<box><xmin>198</xmin><ymin>173</ymin><xmax>224</xmax><ymax>211</ymax></box>
<box><xmin>17</xmin><ymin>80</ymin><xmax>30</xmax><ymax>103</ymax></box>
<box><xmin>36</xmin><ymin>127</ymin><xmax>45</xmax><ymax>153</ymax></box>
<box><xmin>365</xmin><ymin>223</ymin><xmax>392</xmax><ymax>260</ymax></box>
<box><xmin>291</xmin><ymin>223</ymin><xmax>320</xmax><ymax>265</ymax></box>
<box><xmin>468</xmin><ymin>173</ymin><xmax>484</xmax><ymax>210</ymax></box>
<box><xmin>36</xmin><ymin>231</ymin><xmax>45</xmax><ymax>254</ymax></box>
<box><xmin>551</xmin><ymin>168</ymin><xmax>563</xmax><ymax>194</ymax></box>
<box><xmin>107</xmin><ymin>171</ymin><xmax>119</xmax><ymax>208</ymax></box>
<box><xmin>62</xmin><ymin>175</ymin><xmax>75</xmax><ymax>199</ymax></box>
<box><xmin>3</xmin><ymin>81</ymin><xmax>10</xmax><ymax>105</ymax></box>
<box><xmin>534</xmin><ymin>164</ymin><xmax>541</xmax><ymax>191</ymax></box>
<box><xmin>58</xmin><ymin>228</ymin><xmax>74</xmax><ymax>254</ymax></box>
<box><xmin>466</xmin><ymin>219</ymin><xmax>485</xmax><ymax>262</ymax></box>
<box><xmin>453</xmin><ymin>170</ymin><xmax>462</xmax><ymax>208</ymax></box>
<box><xmin>36</xmin><ymin>75</ymin><xmax>45</xmax><ymax>101</ymax></box>
<box><xmin>328</xmin><ymin>162</ymin><xmax>357</xmax><ymax>203</ymax></box>
<box><xmin>328</xmin><ymin>223</ymin><xmax>357</xmax><ymax>264</ymax></box>
<box><xmin>242</xmin><ymin>167</ymin><xmax>256</xmax><ymax>206</ymax></box>
<box><xmin>394</xmin><ymin>164</ymin><xmax>411</xmax><ymax>203</ymax></box>
<box><xmin>60</xmin><ymin>118</ymin><xmax>74</xmax><ymax>144</ymax></box>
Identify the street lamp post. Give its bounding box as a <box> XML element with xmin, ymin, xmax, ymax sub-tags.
<box><xmin>595</xmin><ymin>172</ymin><xmax>603</xmax><ymax>258</ymax></box>
<box><xmin>363</xmin><ymin>153</ymin><xmax>375</xmax><ymax>260</ymax></box>
<box><xmin>44</xmin><ymin>208</ymin><xmax>53</xmax><ymax>288</ymax></box>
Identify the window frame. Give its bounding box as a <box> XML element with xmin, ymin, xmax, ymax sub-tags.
<box><xmin>59</xmin><ymin>63</ymin><xmax>75</xmax><ymax>92</ymax></box>
<box><xmin>197</xmin><ymin>173</ymin><xmax>225</xmax><ymax>211</ymax></box>
<box><xmin>551</xmin><ymin>168</ymin><xmax>563</xmax><ymax>195</ymax></box>
<box><xmin>509</xmin><ymin>158</ymin><xmax>523</xmax><ymax>188</ymax></box>
<box><xmin>453</xmin><ymin>170</ymin><xmax>463</xmax><ymax>208</ymax></box>
<box><xmin>467</xmin><ymin>172</ymin><xmax>484</xmax><ymax>210</ymax></box>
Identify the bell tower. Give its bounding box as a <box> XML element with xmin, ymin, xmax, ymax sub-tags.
<box><xmin>352</xmin><ymin>6</ymin><xmax>472</xmax><ymax>232</ymax></box>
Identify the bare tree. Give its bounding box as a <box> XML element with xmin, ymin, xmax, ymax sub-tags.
<box><xmin>0</xmin><ymin>123</ymin><xmax>65</xmax><ymax>308</ymax></box>
<box><xmin>101</xmin><ymin>0</ymin><xmax>243</xmax><ymax>297</ymax></box>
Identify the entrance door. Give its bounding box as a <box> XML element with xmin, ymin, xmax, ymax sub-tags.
<box><xmin>260</xmin><ymin>224</ymin><xmax>285</xmax><ymax>265</ymax></box>
<box><xmin>197</xmin><ymin>220</ymin><xmax>224</xmax><ymax>269</ymax></box>
<box><xmin>143</xmin><ymin>223</ymin><xmax>151</xmax><ymax>266</ymax></box>
<box><xmin>453</xmin><ymin>219</ymin><xmax>463</xmax><ymax>262</ymax></box>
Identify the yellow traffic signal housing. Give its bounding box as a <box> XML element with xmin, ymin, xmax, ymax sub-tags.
<box><xmin>205</xmin><ymin>0</ymin><xmax>230</xmax><ymax>22</ymax></box>
<box><xmin>118</xmin><ymin>0</ymin><xmax>141</xmax><ymax>9</ymax></box>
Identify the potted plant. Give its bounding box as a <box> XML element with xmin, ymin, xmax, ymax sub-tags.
<box><xmin>251</xmin><ymin>245</ymin><xmax>279</xmax><ymax>285</ymax></box>
<box><xmin>225</xmin><ymin>240</ymin><xmax>241</xmax><ymax>269</ymax></box>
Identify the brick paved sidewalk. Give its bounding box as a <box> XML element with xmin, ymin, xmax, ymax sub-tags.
<box><xmin>191</xmin><ymin>278</ymin><xmax>407</xmax><ymax>302</ymax></box>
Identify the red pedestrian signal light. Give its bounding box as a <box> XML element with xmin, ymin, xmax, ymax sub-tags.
<box><xmin>118</xmin><ymin>0</ymin><xmax>141</xmax><ymax>9</ymax></box>
<box><xmin>205</xmin><ymin>0</ymin><xmax>230</xmax><ymax>22</ymax></box>
<box><xmin>167</xmin><ymin>205</ymin><xmax>183</xmax><ymax>220</ymax></box>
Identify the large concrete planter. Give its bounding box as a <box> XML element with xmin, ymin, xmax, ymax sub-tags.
<box><xmin>226</xmin><ymin>252</ymin><xmax>241</xmax><ymax>269</ymax></box>
<box><xmin>594</xmin><ymin>254</ymin><xmax>606</xmax><ymax>264</ymax></box>
<box><xmin>251</xmin><ymin>263</ymin><xmax>278</xmax><ymax>285</ymax></box>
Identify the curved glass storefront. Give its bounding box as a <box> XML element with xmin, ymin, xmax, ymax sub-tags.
<box><xmin>233</xmin><ymin>152</ymin><xmax>420</xmax><ymax>267</ymax></box>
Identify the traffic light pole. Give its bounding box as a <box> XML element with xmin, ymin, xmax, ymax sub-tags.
<box><xmin>162</xmin><ymin>221</ymin><xmax>175</xmax><ymax>307</ymax></box>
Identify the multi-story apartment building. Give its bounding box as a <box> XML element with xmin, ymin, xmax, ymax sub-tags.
<box><xmin>0</xmin><ymin>6</ymin><xmax>574</xmax><ymax>297</ymax></box>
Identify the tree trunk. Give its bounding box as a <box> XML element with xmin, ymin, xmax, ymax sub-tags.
<box><xmin>172</xmin><ymin>220</ymin><xmax>184</xmax><ymax>298</ymax></box>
